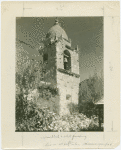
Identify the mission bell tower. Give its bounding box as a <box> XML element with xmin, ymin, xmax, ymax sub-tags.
<box><xmin>40</xmin><ymin>19</ymin><xmax>80</xmax><ymax>115</ymax></box>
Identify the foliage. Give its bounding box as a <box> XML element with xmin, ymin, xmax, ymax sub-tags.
<box><xmin>16</xmin><ymin>87</ymin><xmax>102</xmax><ymax>132</ymax></box>
<box><xmin>16</xmin><ymin>60</ymin><xmax>59</xmax><ymax>131</ymax></box>
<box><xmin>16</xmin><ymin>60</ymin><xmax>103</xmax><ymax>132</ymax></box>
<box><xmin>78</xmin><ymin>73</ymin><xmax>104</xmax><ymax>118</ymax></box>
<box><xmin>16</xmin><ymin>83</ymin><xmax>60</xmax><ymax>131</ymax></box>
<box><xmin>16</xmin><ymin>86</ymin><xmax>103</xmax><ymax>132</ymax></box>
<box><xmin>79</xmin><ymin>101</ymin><xmax>96</xmax><ymax>118</ymax></box>
<box><xmin>16</xmin><ymin>88</ymin><xmax>103</xmax><ymax>132</ymax></box>
<box><xmin>67</xmin><ymin>103</ymin><xmax>79</xmax><ymax>115</ymax></box>
<box><xmin>16</xmin><ymin>60</ymin><xmax>43</xmax><ymax>92</ymax></box>
<box><xmin>16</xmin><ymin>99</ymin><xmax>103</xmax><ymax>132</ymax></box>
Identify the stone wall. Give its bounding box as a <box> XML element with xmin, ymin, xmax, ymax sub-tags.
<box><xmin>42</xmin><ymin>43</ymin><xmax>57</xmax><ymax>88</ymax></box>
<box><xmin>57</xmin><ymin>71</ymin><xmax>80</xmax><ymax>115</ymax></box>
<box><xmin>42</xmin><ymin>39</ymin><xmax>80</xmax><ymax>115</ymax></box>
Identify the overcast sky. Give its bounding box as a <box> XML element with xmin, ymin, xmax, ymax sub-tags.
<box><xmin>16</xmin><ymin>17</ymin><xmax>103</xmax><ymax>82</ymax></box>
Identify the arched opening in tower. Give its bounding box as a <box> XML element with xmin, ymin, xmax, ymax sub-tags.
<box><xmin>63</xmin><ymin>50</ymin><xmax>71</xmax><ymax>71</ymax></box>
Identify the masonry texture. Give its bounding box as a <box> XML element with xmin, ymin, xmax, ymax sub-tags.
<box><xmin>40</xmin><ymin>19</ymin><xmax>80</xmax><ymax>115</ymax></box>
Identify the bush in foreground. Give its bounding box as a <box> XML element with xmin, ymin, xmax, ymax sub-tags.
<box><xmin>16</xmin><ymin>92</ymin><xmax>103</xmax><ymax>132</ymax></box>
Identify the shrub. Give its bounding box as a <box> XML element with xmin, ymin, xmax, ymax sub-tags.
<box><xmin>16</xmin><ymin>59</ymin><xmax>60</xmax><ymax>131</ymax></box>
<box><xmin>67</xmin><ymin>103</ymin><xmax>79</xmax><ymax>114</ymax></box>
<box><xmin>79</xmin><ymin>101</ymin><xmax>96</xmax><ymax>118</ymax></box>
<box><xmin>16</xmin><ymin>91</ymin><xmax>59</xmax><ymax>132</ymax></box>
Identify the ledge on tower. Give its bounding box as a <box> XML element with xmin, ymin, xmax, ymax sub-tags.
<box><xmin>57</xmin><ymin>68</ymin><xmax>80</xmax><ymax>78</ymax></box>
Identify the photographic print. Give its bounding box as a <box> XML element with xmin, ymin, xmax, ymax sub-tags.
<box><xmin>16</xmin><ymin>17</ymin><xmax>104</xmax><ymax>132</ymax></box>
<box><xmin>2</xmin><ymin>1</ymin><xmax>120</xmax><ymax>149</ymax></box>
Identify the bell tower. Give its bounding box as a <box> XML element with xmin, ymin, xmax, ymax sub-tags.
<box><xmin>40</xmin><ymin>19</ymin><xmax>80</xmax><ymax>115</ymax></box>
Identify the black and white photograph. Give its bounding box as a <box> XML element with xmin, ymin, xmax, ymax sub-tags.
<box><xmin>1</xmin><ymin>1</ymin><xmax>120</xmax><ymax>149</ymax></box>
<box><xmin>16</xmin><ymin>17</ymin><xmax>104</xmax><ymax>132</ymax></box>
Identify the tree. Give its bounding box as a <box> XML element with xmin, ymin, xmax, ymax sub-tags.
<box><xmin>79</xmin><ymin>72</ymin><xmax>104</xmax><ymax>117</ymax></box>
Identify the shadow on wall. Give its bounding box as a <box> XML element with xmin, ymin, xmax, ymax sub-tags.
<box><xmin>67</xmin><ymin>102</ymin><xmax>79</xmax><ymax>114</ymax></box>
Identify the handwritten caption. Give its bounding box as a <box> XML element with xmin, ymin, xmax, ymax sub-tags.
<box><xmin>43</xmin><ymin>133</ymin><xmax>86</xmax><ymax>147</ymax></box>
<box><xmin>40</xmin><ymin>133</ymin><xmax>112</xmax><ymax>147</ymax></box>
<box><xmin>42</xmin><ymin>133</ymin><xmax>86</xmax><ymax>141</ymax></box>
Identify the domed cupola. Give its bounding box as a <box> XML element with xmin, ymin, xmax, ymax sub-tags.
<box><xmin>46</xmin><ymin>18</ymin><xmax>68</xmax><ymax>41</ymax></box>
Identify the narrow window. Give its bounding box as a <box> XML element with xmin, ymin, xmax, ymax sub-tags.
<box><xmin>43</xmin><ymin>53</ymin><xmax>48</xmax><ymax>62</ymax></box>
<box><xmin>66</xmin><ymin>94</ymin><xmax>71</xmax><ymax>100</ymax></box>
<box><xmin>64</xmin><ymin>50</ymin><xmax>71</xmax><ymax>71</ymax></box>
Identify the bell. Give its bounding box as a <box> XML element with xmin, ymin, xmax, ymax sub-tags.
<box><xmin>64</xmin><ymin>57</ymin><xmax>68</xmax><ymax>62</ymax></box>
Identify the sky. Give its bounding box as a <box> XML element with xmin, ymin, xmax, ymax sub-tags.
<box><xmin>16</xmin><ymin>17</ymin><xmax>103</xmax><ymax>82</ymax></box>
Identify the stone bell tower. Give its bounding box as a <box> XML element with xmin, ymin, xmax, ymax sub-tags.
<box><xmin>40</xmin><ymin>19</ymin><xmax>80</xmax><ymax>115</ymax></box>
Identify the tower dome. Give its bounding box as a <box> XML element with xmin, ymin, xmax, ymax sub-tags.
<box><xmin>46</xmin><ymin>19</ymin><xmax>68</xmax><ymax>40</ymax></box>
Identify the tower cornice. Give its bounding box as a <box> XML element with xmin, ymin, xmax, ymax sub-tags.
<box><xmin>57</xmin><ymin>68</ymin><xmax>80</xmax><ymax>78</ymax></box>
